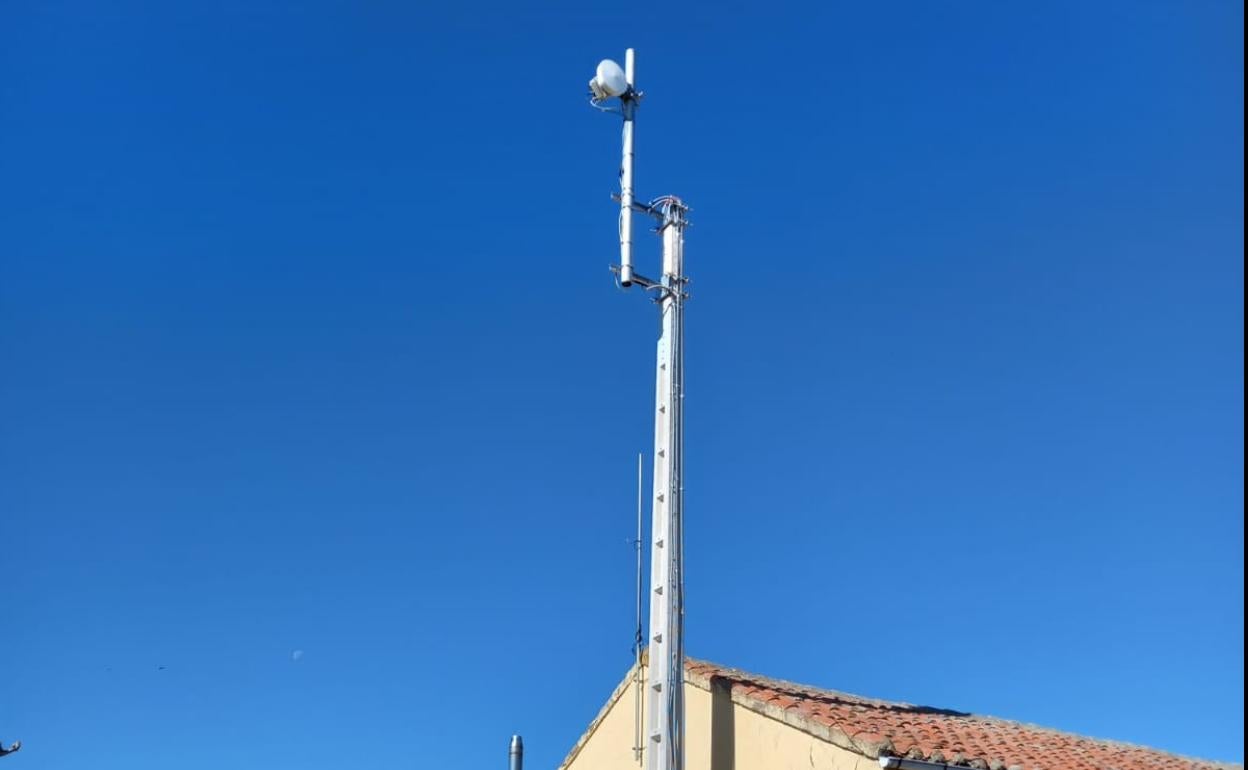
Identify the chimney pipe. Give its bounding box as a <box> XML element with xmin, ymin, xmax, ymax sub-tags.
<box><xmin>509</xmin><ymin>734</ymin><xmax>523</xmax><ymax>770</ymax></box>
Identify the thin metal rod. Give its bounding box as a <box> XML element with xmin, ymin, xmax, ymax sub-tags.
<box><xmin>634</xmin><ymin>451</ymin><xmax>645</xmax><ymax>765</ymax></box>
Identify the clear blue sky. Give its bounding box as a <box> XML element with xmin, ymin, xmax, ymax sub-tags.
<box><xmin>1</xmin><ymin>2</ymin><xmax>1242</xmax><ymax>768</ymax></box>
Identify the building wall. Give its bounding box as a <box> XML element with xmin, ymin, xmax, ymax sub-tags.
<box><xmin>561</xmin><ymin>668</ymin><xmax>873</xmax><ymax>770</ymax></box>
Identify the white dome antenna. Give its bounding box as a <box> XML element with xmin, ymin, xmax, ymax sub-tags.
<box><xmin>589</xmin><ymin>58</ymin><xmax>629</xmax><ymax>100</ymax></box>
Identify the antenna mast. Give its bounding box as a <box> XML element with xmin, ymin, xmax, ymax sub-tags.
<box><xmin>590</xmin><ymin>47</ymin><xmax>688</xmax><ymax>770</ymax></box>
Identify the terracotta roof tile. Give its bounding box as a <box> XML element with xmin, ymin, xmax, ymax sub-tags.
<box><xmin>684</xmin><ymin>658</ymin><xmax>1237</xmax><ymax>770</ymax></box>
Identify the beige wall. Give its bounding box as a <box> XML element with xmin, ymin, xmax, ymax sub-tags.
<box><xmin>562</xmin><ymin>669</ymin><xmax>874</xmax><ymax>770</ymax></box>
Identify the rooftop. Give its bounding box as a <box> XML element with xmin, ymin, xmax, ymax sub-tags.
<box><xmin>685</xmin><ymin>658</ymin><xmax>1237</xmax><ymax>770</ymax></box>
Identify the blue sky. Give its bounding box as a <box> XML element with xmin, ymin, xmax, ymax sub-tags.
<box><xmin>0</xmin><ymin>1</ymin><xmax>1242</xmax><ymax>768</ymax></box>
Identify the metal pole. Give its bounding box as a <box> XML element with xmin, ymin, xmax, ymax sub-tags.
<box><xmin>645</xmin><ymin>198</ymin><xmax>687</xmax><ymax>770</ymax></box>
<box><xmin>592</xmin><ymin>47</ymin><xmax>688</xmax><ymax>770</ymax></box>
<box><xmin>618</xmin><ymin>48</ymin><xmax>637</xmax><ymax>286</ymax></box>
<box><xmin>509</xmin><ymin>735</ymin><xmax>523</xmax><ymax>770</ymax></box>
<box><xmin>634</xmin><ymin>451</ymin><xmax>645</xmax><ymax>765</ymax></box>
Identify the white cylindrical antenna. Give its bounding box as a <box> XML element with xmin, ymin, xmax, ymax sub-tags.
<box><xmin>617</xmin><ymin>48</ymin><xmax>637</xmax><ymax>286</ymax></box>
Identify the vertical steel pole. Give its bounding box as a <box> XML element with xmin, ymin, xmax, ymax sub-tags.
<box><xmin>645</xmin><ymin>200</ymin><xmax>687</xmax><ymax>770</ymax></box>
<box><xmin>617</xmin><ymin>49</ymin><xmax>637</xmax><ymax>287</ymax></box>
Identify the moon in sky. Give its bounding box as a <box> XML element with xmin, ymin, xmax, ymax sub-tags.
<box><xmin>291</xmin><ymin>649</ymin><xmax>304</xmax><ymax>662</ymax></box>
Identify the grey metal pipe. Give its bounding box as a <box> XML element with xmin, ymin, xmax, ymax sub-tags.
<box><xmin>509</xmin><ymin>735</ymin><xmax>523</xmax><ymax>770</ymax></box>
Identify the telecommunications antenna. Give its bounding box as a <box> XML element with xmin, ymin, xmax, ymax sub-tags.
<box><xmin>587</xmin><ymin>48</ymin><xmax>690</xmax><ymax>770</ymax></box>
